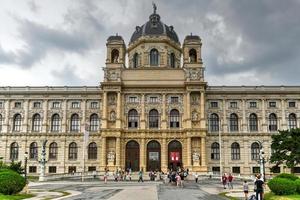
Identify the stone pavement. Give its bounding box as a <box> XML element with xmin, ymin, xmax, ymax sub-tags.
<box><xmin>26</xmin><ymin>177</ymin><xmax>257</xmax><ymax>200</ymax></box>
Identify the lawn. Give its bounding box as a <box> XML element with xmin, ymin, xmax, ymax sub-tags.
<box><xmin>265</xmin><ymin>192</ymin><xmax>300</xmax><ymax>200</ymax></box>
<box><xmin>0</xmin><ymin>194</ymin><xmax>34</xmax><ymax>200</ymax></box>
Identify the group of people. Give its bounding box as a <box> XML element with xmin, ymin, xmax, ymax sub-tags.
<box><xmin>221</xmin><ymin>173</ymin><xmax>234</xmax><ymax>189</ymax></box>
<box><xmin>243</xmin><ymin>174</ymin><xmax>265</xmax><ymax>200</ymax></box>
<box><xmin>166</xmin><ymin>167</ymin><xmax>189</xmax><ymax>187</ymax></box>
<box><xmin>102</xmin><ymin>168</ymin><xmax>133</xmax><ymax>183</ymax></box>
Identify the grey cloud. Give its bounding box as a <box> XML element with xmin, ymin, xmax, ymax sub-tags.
<box><xmin>51</xmin><ymin>65</ymin><xmax>84</xmax><ymax>85</ymax></box>
<box><xmin>0</xmin><ymin>45</ymin><xmax>16</xmax><ymax>64</ymax></box>
<box><xmin>27</xmin><ymin>0</ymin><xmax>39</xmax><ymax>13</ymax></box>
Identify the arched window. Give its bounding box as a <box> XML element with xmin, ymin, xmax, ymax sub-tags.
<box><xmin>288</xmin><ymin>113</ymin><xmax>297</xmax><ymax>129</ymax></box>
<box><xmin>251</xmin><ymin>142</ymin><xmax>260</xmax><ymax>160</ymax></box>
<box><xmin>133</xmin><ymin>53</ymin><xmax>139</xmax><ymax>68</ymax></box>
<box><xmin>211</xmin><ymin>142</ymin><xmax>220</xmax><ymax>160</ymax></box>
<box><xmin>51</xmin><ymin>114</ymin><xmax>60</xmax><ymax>132</ymax></box>
<box><xmin>49</xmin><ymin>142</ymin><xmax>58</xmax><ymax>160</ymax></box>
<box><xmin>169</xmin><ymin>109</ymin><xmax>180</xmax><ymax>128</ymax></box>
<box><xmin>10</xmin><ymin>142</ymin><xmax>19</xmax><ymax>160</ymax></box>
<box><xmin>149</xmin><ymin>109</ymin><xmax>159</xmax><ymax>128</ymax></box>
<box><xmin>32</xmin><ymin>113</ymin><xmax>41</xmax><ymax>132</ymax></box>
<box><xmin>111</xmin><ymin>49</ymin><xmax>119</xmax><ymax>63</ymax></box>
<box><xmin>0</xmin><ymin>114</ymin><xmax>2</xmax><ymax>132</ymax></box>
<box><xmin>150</xmin><ymin>48</ymin><xmax>159</xmax><ymax>66</ymax></box>
<box><xmin>13</xmin><ymin>114</ymin><xmax>22</xmax><ymax>132</ymax></box>
<box><xmin>88</xmin><ymin>142</ymin><xmax>97</xmax><ymax>159</ymax></box>
<box><xmin>210</xmin><ymin>113</ymin><xmax>219</xmax><ymax>132</ymax></box>
<box><xmin>29</xmin><ymin>142</ymin><xmax>38</xmax><ymax>160</ymax></box>
<box><xmin>229</xmin><ymin>113</ymin><xmax>239</xmax><ymax>132</ymax></box>
<box><xmin>69</xmin><ymin>142</ymin><xmax>77</xmax><ymax>160</ymax></box>
<box><xmin>90</xmin><ymin>114</ymin><xmax>99</xmax><ymax>132</ymax></box>
<box><xmin>70</xmin><ymin>114</ymin><xmax>80</xmax><ymax>132</ymax></box>
<box><xmin>231</xmin><ymin>142</ymin><xmax>240</xmax><ymax>160</ymax></box>
<box><xmin>189</xmin><ymin>49</ymin><xmax>197</xmax><ymax>63</ymax></box>
<box><xmin>249</xmin><ymin>113</ymin><xmax>258</xmax><ymax>132</ymax></box>
<box><xmin>269</xmin><ymin>113</ymin><xmax>277</xmax><ymax>131</ymax></box>
<box><xmin>128</xmin><ymin>109</ymin><xmax>138</xmax><ymax>128</ymax></box>
<box><xmin>170</xmin><ymin>53</ymin><xmax>175</xmax><ymax>68</ymax></box>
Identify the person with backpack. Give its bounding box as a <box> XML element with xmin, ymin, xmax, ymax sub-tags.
<box><xmin>254</xmin><ymin>174</ymin><xmax>265</xmax><ymax>200</ymax></box>
<box><xmin>222</xmin><ymin>173</ymin><xmax>227</xmax><ymax>189</ymax></box>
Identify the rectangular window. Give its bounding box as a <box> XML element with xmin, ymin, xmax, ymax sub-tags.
<box><xmin>29</xmin><ymin>166</ymin><xmax>37</xmax><ymax>173</ymax></box>
<box><xmin>289</xmin><ymin>101</ymin><xmax>296</xmax><ymax>108</ymax></box>
<box><xmin>211</xmin><ymin>101</ymin><xmax>218</xmax><ymax>108</ymax></box>
<box><xmin>271</xmin><ymin>166</ymin><xmax>280</xmax><ymax>173</ymax></box>
<box><xmin>33</xmin><ymin>102</ymin><xmax>41</xmax><ymax>108</ymax></box>
<box><xmin>250</xmin><ymin>101</ymin><xmax>257</xmax><ymax>108</ymax></box>
<box><xmin>212</xmin><ymin>167</ymin><xmax>220</xmax><ymax>173</ymax></box>
<box><xmin>230</xmin><ymin>102</ymin><xmax>237</xmax><ymax>108</ymax></box>
<box><xmin>293</xmin><ymin>167</ymin><xmax>300</xmax><ymax>173</ymax></box>
<box><xmin>15</xmin><ymin>102</ymin><xmax>22</xmax><ymax>108</ymax></box>
<box><xmin>149</xmin><ymin>97</ymin><xmax>158</xmax><ymax>103</ymax></box>
<box><xmin>71</xmin><ymin>102</ymin><xmax>80</xmax><ymax>108</ymax></box>
<box><xmin>52</xmin><ymin>102</ymin><xmax>60</xmax><ymax>108</ymax></box>
<box><xmin>170</xmin><ymin>97</ymin><xmax>179</xmax><ymax>104</ymax></box>
<box><xmin>252</xmin><ymin>167</ymin><xmax>260</xmax><ymax>174</ymax></box>
<box><xmin>49</xmin><ymin>166</ymin><xmax>57</xmax><ymax>173</ymax></box>
<box><xmin>0</xmin><ymin>102</ymin><xmax>3</xmax><ymax>109</ymax></box>
<box><xmin>90</xmin><ymin>102</ymin><xmax>98</xmax><ymax>109</ymax></box>
<box><xmin>232</xmin><ymin>167</ymin><xmax>240</xmax><ymax>174</ymax></box>
<box><xmin>129</xmin><ymin>97</ymin><xmax>138</xmax><ymax>103</ymax></box>
<box><xmin>68</xmin><ymin>166</ymin><xmax>76</xmax><ymax>174</ymax></box>
<box><xmin>269</xmin><ymin>101</ymin><xmax>276</xmax><ymax>108</ymax></box>
<box><xmin>88</xmin><ymin>166</ymin><xmax>96</xmax><ymax>172</ymax></box>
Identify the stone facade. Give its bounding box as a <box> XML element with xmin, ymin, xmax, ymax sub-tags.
<box><xmin>0</xmin><ymin>8</ymin><xmax>299</xmax><ymax>176</ymax></box>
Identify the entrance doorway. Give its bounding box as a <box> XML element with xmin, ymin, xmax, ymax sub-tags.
<box><xmin>147</xmin><ymin>140</ymin><xmax>161</xmax><ymax>171</ymax></box>
<box><xmin>125</xmin><ymin>140</ymin><xmax>140</xmax><ymax>171</ymax></box>
<box><xmin>168</xmin><ymin>140</ymin><xmax>182</xmax><ymax>170</ymax></box>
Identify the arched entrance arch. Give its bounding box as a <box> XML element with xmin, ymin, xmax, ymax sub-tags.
<box><xmin>147</xmin><ymin>140</ymin><xmax>161</xmax><ymax>171</ymax></box>
<box><xmin>125</xmin><ymin>140</ymin><xmax>140</xmax><ymax>171</ymax></box>
<box><xmin>168</xmin><ymin>140</ymin><xmax>182</xmax><ymax>170</ymax></box>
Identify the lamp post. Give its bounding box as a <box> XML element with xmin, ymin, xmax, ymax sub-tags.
<box><xmin>39</xmin><ymin>140</ymin><xmax>47</xmax><ymax>182</ymax></box>
<box><xmin>82</xmin><ymin>123</ymin><xmax>89</xmax><ymax>182</ymax></box>
<box><xmin>256</xmin><ymin>141</ymin><xmax>265</xmax><ymax>182</ymax></box>
<box><xmin>24</xmin><ymin>152</ymin><xmax>28</xmax><ymax>183</ymax></box>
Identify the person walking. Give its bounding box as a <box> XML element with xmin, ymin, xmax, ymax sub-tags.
<box><xmin>228</xmin><ymin>173</ymin><xmax>233</xmax><ymax>189</ymax></box>
<box><xmin>254</xmin><ymin>174</ymin><xmax>265</xmax><ymax>200</ymax></box>
<box><xmin>138</xmin><ymin>170</ymin><xmax>144</xmax><ymax>182</ymax></box>
<box><xmin>243</xmin><ymin>180</ymin><xmax>249</xmax><ymax>200</ymax></box>
<box><xmin>104</xmin><ymin>170</ymin><xmax>108</xmax><ymax>184</ymax></box>
<box><xmin>194</xmin><ymin>173</ymin><xmax>199</xmax><ymax>183</ymax></box>
<box><xmin>176</xmin><ymin>173</ymin><xmax>181</xmax><ymax>187</ymax></box>
<box><xmin>222</xmin><ymin>173</ymin><xmax>227</xmax><ymax>189</ymax></box>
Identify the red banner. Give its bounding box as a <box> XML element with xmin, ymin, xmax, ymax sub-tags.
<box><xmin>170</xmin><ymin>152</ymin><xmax>180</xmax><ymax>163</ymax></box>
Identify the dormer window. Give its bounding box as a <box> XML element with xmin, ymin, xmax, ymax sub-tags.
<box><xmin>150</xmin><ymin>49</ymin><xmax>159</xmax><ymax>66</ymax></box>
<box><xmin>111</xmin><ymin>49</ymin><xmax>119</xmax><ymax>63</ymax></box>
<box><xmin>189</xmin><ymin>49</ymin><xmax>197</xmax><ymax>63</ymax></box>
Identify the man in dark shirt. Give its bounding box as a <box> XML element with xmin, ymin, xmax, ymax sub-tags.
<box><xmin>254</xmin><ymin>174</ymin><xmax>265</xmax><ymax>200</ymax></box>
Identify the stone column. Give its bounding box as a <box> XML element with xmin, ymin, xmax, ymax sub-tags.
<box><xmin>201</xmin><ymin>137</ymin><xmax>206</xmax><ymax>167</ymax></box>
<box><xmin>116</xmin><ymin>137</ymin><xmax>121</xmax><ymax>168</ymax></box>
<box><xmin>42</xmin><ymin>100</ymin><xmax>48</xmax><ymax>133</ymax></box>
<box><xmin>140</xmin><ymin>138</ymin><xmax>146</xmax><ymax>171</ymax></box>
<box><xmin>187</xmin><ymin>137</ymin><xmax>191</xmax><ymax>167</ymax></box>
<box><xmin>141</xmin><ymin>94</ymin><xmax>145</xmax><ymax>129</ymax></box>
<box><xmin>102</xmin><ymin>92</ymin><xmax>107</xmax><ymax>128</ymax></box>
<box><xmin>62</xmin><ymin>100</ymin><xmax>67</xmax><ymax>133</ymax></box>
<box><xmin>116</xmin><ymin>92</ymin><xmax>121</xmax><ymax>128</ymax></box>
<box><xmin>4</xmin><ymin>100</ymin><xmax>10</xmax><ymax>133</ymax></box>
<box><xmin>200</xmin><ymin>91</ymin><xmax>205</xmax><ymax>127</ymax></box>
<box><xmin>261</xmin><ymin>99</ymin><xmax>266</xmax><ymax>132</ymax></box>
<box><xmin>23</xmin><ymin>100</ymin><xmax>29</xmax><ymax>133</ymax></box>
<box><xmin>162</xmin><ymin>94</ymin><xmax>167</xmax><ymax>129</ymax></box>
<box><xmin>161</xmin><ymin>138</ymin><xmax>167</xmax><ymax>172</ymax></box>
<box><xmin>101</xmin><ymin>137</ymin><xmax>106</xmax><ymax>170</ymax></box>
<box><xmin>281</xmin><ymin>99</ymin><xmax>286</xmax><ymax>129</ymax></box>
<box><xmin>242</xmin><ymin>99</ymin><xmax>246</xmax><ymax>132</ymax></box>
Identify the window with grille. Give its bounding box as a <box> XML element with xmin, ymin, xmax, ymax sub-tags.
<box><xmin>88</xmin><ymin>142</ymin><xmax>97</xmax><ymax>159</ymax></box>
<box><xmin>68</xmin><ymin>142</ymin><xmax>77</xmax><ymax>160</ymax></box>
<box><xmin>251</xmin><ymin>142</ymin><xmax>260</xmax><ymax>160</ymax></box>
<box><xmin>249</xmin><ymin>101</ymin><xmax>257</xmax><ymax>108</ymax></box>
<box><xmin>128</xmin><ymin>109</ymin><xmax>138</xmax><ymax>128</ymax></box>
<box><xmin>170</xmin><ymin>97</ymin><xmax>179</xmax><ymax>103</ymax></box>
<box><xmin>209</xmin><ymin>113</ymin><xmax>219</xmax><ymax>132</ymax></box>
<box><xmin>149</xmin><ymin>97</ymin><xmax>158</xmax><ymax>103</ymax></box>
<box><xmin>90</xmin><ymin>114</ymin><xmax>99</xmax><ymax>131</ymax></box>
<box><xmin>232</xmin><ymin>167</ymin><xmax>240</xmax><ymax>173</ymax></box>
<box><xmin>249</xmin><ymin>113</ymin><xmax>258</xmax><ymax>132</ymax></box>
<box><xmin>49</xmin><ymin>142</ymin><xmax>58</xmax><ymax>160</ymax></box>
<box><xmin>10</xmin><ymin>142</ymin><xmax>18</xmax><ymax>160</ymax></box>
<box><xmin>51</xmin><ymin>114</ymin><xmax>60</xmax><ymax>132</ymax></box>
<box><xmin>229</xmin><ymin>113</ymin><xmax>239</xmax><ymax>132</ymax></box>
<box><xmin>211</xmin><ymin>142</ymin><xmax>220</xmax><ymax>160</ymax></box>
<box><xmin>71</xmin><ymin>102</ymin><xmax>80</xmax><ymax>109</ymax></box>
<box><xmin>33</xmin><ymin>102</ymin><xmax>41</xmax><ymax>108</ymax></box>
<box><xmin>32</xmin><ymin>114</ymin><xmax>41</xmax><ymax>132</ymax></box>
<box><xmin>210</xmin><ymin>101</ymin><xmax>218</xmax><ymax>108</ymax></box>
<box><xmin>52</xmin><ymin>102</ymin><xmax>60</xmax><ymax>108</ymax></box>
<box><xmin>169</xmin><ymin>109</ymin><xmax>180</xmax><ymax>128</ymax></box>
<box><xmin>230</xmin><ymin>102</ymin><xmax>237</xmax><ymax>108</ymax></box>
<box><xmin>150</xmin><ymin>49</ymin><xmax>159</xmax><ymax>66</ymax></box>
<box><xmin>29</xmin><ymin>166</ymin><xmax>37</xmax><ymax>173</ymax></box>
<box><xmin>269</xmin><ymin>113</ymin><xmax>277</xmax><ymax>131</ymax></box>
<box><xmin>29</xmin><ymin>142</ymin><xmax>38</xmax><ymax>160</ymax></box>
<box><xmin>288</xmin><ymin>113</ymin><xmax>297</xmax><ymax>129</ymax></box>
<box><xmin>90</xmin><ymin>102</ymin><xmax>98</xmax><ymax>109</ymax></box>
<box><xmin>149</xmin><ymin>109</ymin><xmax>159</xmax><ymax>128</ymax></box>
<box><xmin>13</xmin><ymin>114</ymin><xmax>22</xmax><ymax>132</ymax></box>
<box><xmin>231</xmin><ymin>142</ymin><xmax>240</xmax><ymax>160</ymax></box>
<box><xmin>70</xmin><ymin>114</ymin><xmax>80</xmax><ymax>132</ymax></box>
<box><xmin>49</xmin><ymin>166</ymin><xmax>57</xmax><ymax>173</ymax></box>
<box><xmin>269</xmin><ymin>101</ymin><xmax>276</xmax><ymax>108</ymax></box>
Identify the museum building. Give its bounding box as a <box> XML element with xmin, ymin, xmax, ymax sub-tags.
<box><xmin>0</xmin><ymin>7</ymin><xmax>299</xmax><ymax>176</ymax></box>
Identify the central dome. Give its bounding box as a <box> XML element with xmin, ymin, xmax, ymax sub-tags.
<box><xmin>129</xmin><ymin>7</ymin><xmax>179</xmax><ymax>44</ymax></box>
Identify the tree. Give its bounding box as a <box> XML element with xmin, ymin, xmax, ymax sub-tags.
<box><xmin>270</xmin><ymin>128</ymin><xmax>300</xmax><ymax>172</ymax></box>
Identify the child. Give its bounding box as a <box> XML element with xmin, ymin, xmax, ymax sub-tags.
<box><xmin>176</xmin><ymin>173</ymin><xmax>181</xmax><ymax>187</ymax></box>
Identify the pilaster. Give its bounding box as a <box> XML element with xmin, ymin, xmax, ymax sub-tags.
<box><xmin>116</xmin><ymin>92</ymin><xmax>122</xmax><ymax>128</ymax></box>
<box><xmin>201</xmin><ymin>137</ymin><xmax>207</xmax><ymax>167</ymax></box>
<box><xmin>102</xmin><ymin>92</ymin><xmax>107</xmax><ymax>128</ymax></box>
<box><xmin>116</xmin><ymin>137</ymin><xmax>121</xmax><ymax>168</ymax></box>
<box><xmin>140</xmin><ymin>138</ymin><xmax>146</xmax><ymax>171</ymax></box>
<box><xmin>23</xmin><ymin>100</ymin><xmax>29</xmax><ymax>133</ymax></box>
<box><xmin>161</xmin><ymin>138</ymin><xmax>167</xmax><ymax>172</ymax></box>
<box><xmin>161</xmin><ymin>94</ymin><xmax>167</xmax><ymax>129</ymax></box>
<box><xmin>42</xmin><ymin>100</ymin><xmax>48</xmax><ymax>133</ymax></box>
<box><xmin>101</xmin><ymin>137</ymin><xmax>106</xmax><ymax>170</ymax></box>
<box><xmin>4</xmin><ymin>100</ymin><xmax>10</xmax><ymax>132</ymax></box>
<box><xmin>140</xmin><ymin>94</ymin><xmax>145</xmax><ymax>129</ymax></box>
<box><xmin>186</xmin><ymin>137</ymin><xmax>191</xmax><ymax>168</ymax></box>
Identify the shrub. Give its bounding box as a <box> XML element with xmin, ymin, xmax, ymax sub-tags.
<box><xmin>276</xmin><ymin>173</ymin><xmax>299</xmax><ymax>181</ymax></box>
<box><xmin>268</xmin><ymin>177</ymin><xmax>297</xmax><ymax>195</ymax></box>
<box><xmin>295</xmin><ymin>179</ymin><xmax>300</xmax><ymax>194</ymax></box>
<box><xmin>0</xmin><ymin>169</ymin><xmax>26</xmax><ymax>195</ymax></box>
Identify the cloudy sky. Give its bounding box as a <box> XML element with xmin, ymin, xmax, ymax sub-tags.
<box><xmin>0</xmin><ymin>0</ymin><xmax>299</xmax><ymax>86</ymax></box>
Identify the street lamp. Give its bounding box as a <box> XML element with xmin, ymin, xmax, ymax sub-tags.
<box><xmin>24</xmin><ymin>152</ymin><xmax>28</xmax><ymax>183</ymax></box>
<box><xmin>255</xmin><ymin>141</ymin><xmax>265</xmax><ymax>182</ymax></box>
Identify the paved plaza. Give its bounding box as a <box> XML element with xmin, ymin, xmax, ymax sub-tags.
<box><xmin>26</xmin><ymin>177</ymin><xmax>253</xmax><ymax>200</ymax></box>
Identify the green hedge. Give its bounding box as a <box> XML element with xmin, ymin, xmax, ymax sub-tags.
<box><xmin>295</xmin><ymin>179</ymin><xmax>300</xmax><ymax>194</ymax></box>
<box><xmin>276</xmin><ymin>173</ymin><xmax>299</xmax><ymax>181</ymax></box>
<box><xmin>0</xmin><ymin>169</ymin><xmax>26</xmax><ymax>195</ymax></box>
<box><xmin>268</xmin><ymin>177</ymin><xmax>297</xmax><ymax>195</ymax></box>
